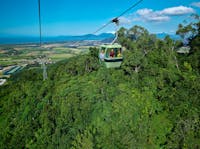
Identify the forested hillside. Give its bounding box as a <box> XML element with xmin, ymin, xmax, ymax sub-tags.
<box><xmin>0</xmin><ymin>17</ymin><xmax>200</xmax><ymax>148</ymax></box>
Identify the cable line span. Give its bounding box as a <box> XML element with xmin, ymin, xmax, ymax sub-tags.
<box><xmin>90</xmin><ymin>0</ymin><xmax>144</xmax><ymax>36</ymax></box>
<box><xmin>117</xmin><ymin>0</ymin><xmax>143</xmax><ymax>18</ymax></box>
<box><xmin>72</xmin><ymin>0</ymin><xmax>144</xmax><ymax>45</ymax></box>
<box><xmin>38</xmin><ymin>0</ymin><xmax>42</xmax><ymax>46</ymax></box>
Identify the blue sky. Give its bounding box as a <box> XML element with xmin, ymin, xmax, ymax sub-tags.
<box><xmin>0</xmin><ymin>0</ymin><xmax>200</xmax><ymax>36</ymax></box>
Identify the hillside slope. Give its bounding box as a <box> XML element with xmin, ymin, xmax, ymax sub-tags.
<box><xmin>0</xmin><ymin>24</ymin><xmax>200</xmax><ymax>148</ymax></box>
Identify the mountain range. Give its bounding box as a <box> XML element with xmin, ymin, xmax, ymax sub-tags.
<box><xmin>155</xmin><ymin>32</ymin><xmax>181</xmax><ymax>40</ymax></box>
<box><xmin>0</xmin><ymin>33</ymin><xmax>181</xmax><ymax>45</ymax></box>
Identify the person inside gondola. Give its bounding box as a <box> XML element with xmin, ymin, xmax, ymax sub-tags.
<box><xmin>99</xmin><ymin>50</ymin><xmax>105</xmax><ymax>61</ymax></box>
<box><xmin>110</xmin><ymin>49</ymin><xmax>115</xmax><ymax>57</ymax></box>
<box><xmin>117</xmin><ymin>49</ymin><xmax>122</xmax><ymax>57</ymax></box>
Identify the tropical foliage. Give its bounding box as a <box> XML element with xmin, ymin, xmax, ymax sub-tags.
<box><xmin>0</xmin><ymin>16</ymin><xmax>200</xmax><ymax>148</ymax></box>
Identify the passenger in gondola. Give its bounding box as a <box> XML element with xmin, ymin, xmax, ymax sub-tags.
<box><xmin>117</xmin><ymin>50</ymin><xmax>122</xmax><ymax>57</ymax></box>
<box><xmin>99</xmin><ymin>50</ymin><xmax>105</xmax><ymax>61</ymax></box>
<box><xmin>110</xmin><ymin>49</ymin><xmax>115</xmax><ymax>57</ymax></box>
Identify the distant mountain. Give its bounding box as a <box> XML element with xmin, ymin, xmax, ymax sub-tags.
<box><xmin>57</xmin><ymin>33</ymin><xmax>114</xmax><ymax>41</ymax></box>
<box><xmin>155</xmin><ymin>32</ymin><xmax>181</xmax><ymax>40</ymax></box>
<box><xmin>0</xmin><ymin>33</ymin><xmax>115</xmax><ymax>45</ymax></box>
<box><xmin>0</xmin><ymin>32</ymin><xmax>182</xmax><ymax>45</ymax></box>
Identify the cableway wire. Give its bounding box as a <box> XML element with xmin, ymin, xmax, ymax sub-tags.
<box><xmin>37</xmin><ymin>0</ymin><xmax>144</xmax><ymax>45</ymax></box>
<box><xmin>87</xmin><ymin>0</ymin><xmax>144</xmax><ymax>38</ymax></box>
<box><xmin>71</xmin><ymin>0</ymin><xmax>144</xmax><ymax>46</ymax></box>
<box><xmin>38</xmin><ymin>0</ymin><xmax>42</xmax><ymax>46</ymax></box>
<box><xmin>38</xmin><ymin>0</ymin><xmax>48</xmax><ymax>80</ymax></box>
<box><xmin>117</xmin><ymin>0</ymin><xmax>143</xmax><ymax>19</ymax></box>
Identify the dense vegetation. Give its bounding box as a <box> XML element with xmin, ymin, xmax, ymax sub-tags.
<box><xmin>0</xmin><ymin>17</ymin><xmax>200</xmax><ymax>148</ymax></box>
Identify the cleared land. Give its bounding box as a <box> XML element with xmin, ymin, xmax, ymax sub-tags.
<box><xmin>0</xmin><ymin>44</ymin><xmax>89</xmax><ymax>67</ymax></box>
<box><xmin>0</xmin><ymin>43</ymin><xmax>89</xmax><ymax>77</ymax></box>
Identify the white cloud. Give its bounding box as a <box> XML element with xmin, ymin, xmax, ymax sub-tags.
<box><xmin>119</xmin><ymin>16</ymin><xmax>131</xmax><ymax>25</ymax></box>
<box><xmin>136</xmin><ymin>8</ymin><xmax>170</xmax><ymax>22</ymax></box>
<box><xmin>135</xmin><ymin>6</ymin><xmax>194</xmax><ymax>22</ymax></box>
<box><xmin>160</xmin><ymin>6</ymin><xmax>194</xmax><ymax>16</ymax></box>
<box><xmin>191</xmin><ymin>2</ymin><xmax>200</xmax><ymax>8</ymax></box>
<box><xmin>106</xmin><ymin>31</ymin><xmax>115</xmax><ymax>34</ymax></box>
<box><xmin>137</xmin><ymin>8</ymin><xmax>153</xmax><ymax>16</ymax></box>
<box><xmin>147</xmin><ymin>16</ymin><xmax>170</xmax><ymax>22</ymax></box>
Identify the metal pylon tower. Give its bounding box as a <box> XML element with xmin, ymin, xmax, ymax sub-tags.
<box><xmin>39</xmin><ymin>57</ymin><xmax>48</xmax><ymax>81</ymax></box>
<box><xmin>42</xmin><ymin>60</ymin><xmax>47</xmax><ymax>81</ymax></box>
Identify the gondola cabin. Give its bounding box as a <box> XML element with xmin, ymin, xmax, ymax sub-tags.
<box><xmin>99</xmin><ymin>43</ymin><xmax>123</xmax><ymax>68</ymax></box>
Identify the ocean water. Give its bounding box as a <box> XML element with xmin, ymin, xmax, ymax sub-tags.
<box><xmin>0</xmin><ymin>34</ymin><xmax>115</xmax><ymax>45</ymax></box>
<box><xmin>0</xmin><ymin>37</ymin><xmax>79</xmax><ymax>45</ymax></box>
<box><xmin>0</xmin><ymin>37</ymin><xmax>40</xmax><ymax>44</ymax></box>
